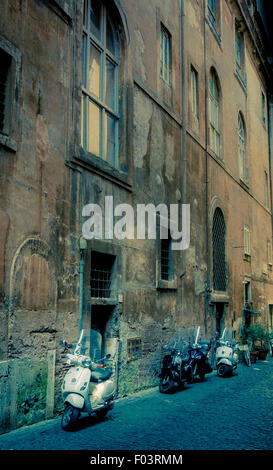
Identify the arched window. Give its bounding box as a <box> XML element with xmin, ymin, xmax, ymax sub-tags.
<box><xmin>212</xmin><ymin>208</ymin><xmax>226</xmax><ymax>291</ymax></box>
<box><xmin>209</xmin><ymin>69</ymin><xmax>220</xmax><ymax>157</ymax></box>
<box><xmin>238</xmin><ymin>113</ymin><xmax>246</xmax><ymax>181</ymax></box>
<box><xmin>81</xmin><ymin>0</ymin><xmax>120</xmax><ymax>168</ymax></box>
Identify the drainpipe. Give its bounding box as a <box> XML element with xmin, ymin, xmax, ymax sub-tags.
<box><xmin>180</xmin><ymin>0</ymin><xmax>187</xmax><ymax>295</ymax></box>
<box><xmin>267</xmin><ymin>96</ymin><xmax>273</xmax><ymax>331</ymax></box>
<box><xmin>267</xmin><ymin>96</ymin><xmax>273</xmax><ymax>246</ymax></box>
<box><xmin>79</xmin><ymin>236</ymin><xmax>87</xmax><ymax>335</ymax></box>
<box><xmin>203</xmin><ymin>0</ymin><xmax>210</xmax><ymax>333</ymax></box>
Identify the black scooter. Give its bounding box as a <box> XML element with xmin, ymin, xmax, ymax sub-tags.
<box><xmin>187</xmin><ymin>339</ymin><xmax>212</xmax><ymax>382</ymax></box>
<box><xmin>159</xmin><ymin>340</ymin><xmax>193</xmax><ymax>393</ymax></box>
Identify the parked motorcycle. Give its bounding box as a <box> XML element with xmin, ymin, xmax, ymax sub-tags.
<box><xmin>159</xmin><ymin>330</ymin><xmax>193</xmax><ymax>393</ymax></box>
<box><xmin>186</xmin><ymin>326</ymin><xmax>213</xmax><ymax>382</ymax></box>
<box><xmin>60</xmin><ymin>328</ymin><xmax>115</xmax><ymax>430</ymax></box>
<box><xmin>270</xmin><ymin>337</ymin><xmax>273</xmax><ymax>357</ymax></box>
<box><xmin>216</xmin><ymin>327</ymin><xmax>239</xmax><ymax>377</ymax></box>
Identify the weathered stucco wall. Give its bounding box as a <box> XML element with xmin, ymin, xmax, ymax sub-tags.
<box><xmin>0</xmin><ymin>0</ymin><xmax>272</xmax><ymax>433</ymax></box>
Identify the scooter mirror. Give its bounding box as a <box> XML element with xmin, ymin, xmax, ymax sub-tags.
<box><xmin>60</xmin><ymin>340</ymin><xmax>68</xmax><ymax>347</ymax></box>
<box><xmin>106</xmin><ymin>353</ymin><xmax>111</xmax><ymax>359</ymax></box>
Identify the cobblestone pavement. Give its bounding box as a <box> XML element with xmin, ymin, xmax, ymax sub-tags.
<box><xmin>0</xmin><ymin>358</ymin><xmax>273</xmax><ymax>450</ymax></box>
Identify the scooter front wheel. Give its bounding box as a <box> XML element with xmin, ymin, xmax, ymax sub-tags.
<box><xmin>199</xmin><ymin>371</ymin><xmax>206</xmax><ymax>381</ymax></box>
<box><xmin>159</xmin><ymin>373</ymin><xmax>174</xmax><ymax>393</ymax></box>
<box><xmin>61</xmin><ymin>404</ymin><xmax>80</xmax><ymax>430</ymax></box>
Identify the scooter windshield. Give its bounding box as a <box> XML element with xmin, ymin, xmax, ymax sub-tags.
<box><xmin>184</xmin><ymin>326</ymin><xmax>206</xmax><ymax>346</ymax></box>
<box><xmin>73</xmin><ymin>328</ymin><xmax>102</xmax><ymax>361</ymax></box>
<box><xmin>221</xmin><ymin>328</ymin><xmax>234</xmax><ymax>342</ymax></box>
<box><xmin>165</xmin><ymin>329</ymin><xmax>188</xmax><ymax>353</ymax></box>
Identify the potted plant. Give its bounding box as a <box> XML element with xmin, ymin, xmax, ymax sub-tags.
<box><xmin>245</xmin><ymin>323</ymin><xmax>271</xmax><ymax>360</ymax></box>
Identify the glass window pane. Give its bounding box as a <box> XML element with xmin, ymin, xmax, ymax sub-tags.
<box><xmin>105</xmin><ymin>113</ymin><xmax>116</xmax><ymax>165</ymax></box>
<box><xmin>88</xmin><ymin>43</ymin><xmax>101</xmax><ymax>97</ymax></box>
<box><xmin>82</xmin><ymin>34</ymin><xmax>87</xmax><ymax>87</ymax></box>
<box><xmin>83</xmin><ymin>0</ymin><xmax>88</xmax><ymax>28</ymax></box>
<box><xmin>106</xmin><ymin>15</ymin><xmax>115</xmax><ymax>55</ymax></box>
<box><xmin>88</xmin><ymin>100</ymin><xmax>101</xmax><ymax>155</ymax></box>
<box><xmin>105</xmin><ymin>59</ymin><xmax>115</xmax><ymax>109</ymax></box>
<box><xmin>81</xmin><ymin>95</ymin><xmax>85</xmax><ymax>148</ymax></box>
<box><xmin>90</xmin><ymin>0</ymin><xmax>101</xmax><ymax>40</ymax></box>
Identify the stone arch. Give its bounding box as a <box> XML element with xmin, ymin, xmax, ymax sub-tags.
<box><xmin>9</xmin><ymin>237</ymin><xmax>57</xmax><ymax>312</ymax></box>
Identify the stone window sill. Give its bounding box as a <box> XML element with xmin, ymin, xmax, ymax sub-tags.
<box><xmin>0</xmin><ymin>133</ymin><xmax>17</xmax><ymax>152</ymax></box>
<box><xmin>72</xmin><ymin>147</ymin><xmax>132</xmax><ymax>191</ymax></box>
<box><xmin>157</xmin><ymin>279</ymin><xmax>177</xmax><ymax>290</ymax></box>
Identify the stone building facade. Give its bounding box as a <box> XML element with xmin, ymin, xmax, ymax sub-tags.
<box><xmin>0</xmin><ymin>0</ymin><xmax>272</xmax><ymax>432</ymax></box>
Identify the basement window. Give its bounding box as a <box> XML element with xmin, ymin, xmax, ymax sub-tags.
<box><xmin>127</xmin><ymin>338</ymin><xmax>142</xmax><ymax>362</ymax></box>
<box><xmin>90</xmin><ymin>251</ymin><xmax>116</xmax><ymax>298</ymax></box>
<box><xmin>161</xmin><ymin>233</ymin><xmax>174</xmax><ymax>281</ymax></box>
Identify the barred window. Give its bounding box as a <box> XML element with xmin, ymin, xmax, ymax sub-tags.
<box><xmin>81</xmin><ymin>0</ymin><xmax>120</xmax><ymax>167</ymax></box>
<box><xmin>161</xmin><ymin>232</ymin><xmax>173</xmax><ymax>281</ymax></box>
<box><xmin>127</xmin><ymin>338</ymin><xmax>142</xmax><ymax>362</ymax></box>
<box><xmin>90</xmin><ymin>251</ymin><xmax>116</xmax><ymax>298</ymax></box>
<box><xmin>212</xmin><ymin>208</ymin><xmax>226</xmax><ymax>291</ymax></box>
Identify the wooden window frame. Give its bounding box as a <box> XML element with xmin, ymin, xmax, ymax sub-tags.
<box><xmin>160</xmin><ymin>24</ymin><xmax>171</xmax><ymax>85</ymax></box>
<box><xmin>81</xmin><ymin>0</ymin><xmax>120</xmax><ymax>168</ymax></box>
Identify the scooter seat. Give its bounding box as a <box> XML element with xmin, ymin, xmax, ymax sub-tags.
<box><xmin>90</xmin><ymin>365</ymin><xmax>112</xmax><ymax>383</ymax></box>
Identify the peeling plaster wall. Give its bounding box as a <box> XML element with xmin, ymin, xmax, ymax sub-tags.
<box><xmin>0</xmin><ymin>0</ymin><xmax>273</xmax><ymax>434</ymax></box>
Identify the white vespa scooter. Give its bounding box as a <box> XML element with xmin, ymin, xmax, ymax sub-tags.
<box><xmin>60</xmin><ymin>328</ymin><xmax>115</xmax><ymax>430</ymax></box>
<box><xmin>216</xmin><ymin>327</ymin><xmax>239</xmax><ymax>377</ymax></box>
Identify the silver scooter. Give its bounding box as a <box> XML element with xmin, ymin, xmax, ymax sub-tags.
<box><xmin>60</xmin><ymin>328</ymin><xmax>115</xmax><ymax>430</ymax></box>
<box><xmin>216</xmin><ymin>327</ymin><xmax>239</xmax><ymax>377</ymax></box>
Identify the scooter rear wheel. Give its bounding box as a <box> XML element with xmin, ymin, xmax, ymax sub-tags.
<box><xmin>159</xmin><ymin>373</ymin><xmax>174</xmax><ymax>393</ymax></box>
<box><xmin>61</xmin><ymin>404</ymin><xmax>80</xmax><ymax>430</ymax></box>
<box><xmin>217</xmin><ymin>364</ymin><xmax>229</xmax><ymax>377</ymax></box>
<box><xmin>96</xmin><ymin>408</ymin><xmax>110</xmax><ymax>419</ymax></box>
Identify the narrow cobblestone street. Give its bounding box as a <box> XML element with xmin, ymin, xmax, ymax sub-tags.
<box><xmin>0</xmin><ymin>358</ymin><xmax>273</xmax><ymax>451</ymax></box>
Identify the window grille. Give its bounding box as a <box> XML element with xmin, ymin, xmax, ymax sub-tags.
<box><xmin>90</xmin><ymin>251</ymin><xmax>115</xmax><ymax>298</ymax></box>
<box><xmin>127</xmin><ymin>338</ymin><xmax>142</xmax><ymax>362</ymax></box>
<box><xmin>212</xmin><ymin>208</ymin><xmax>226</xmax><ymax>291</ymax></box>
<box><xmin>161</xmin><ymin>233</ymin><xmax>173</xmax><ymax>281</ymax></box>
<box><xmin>0</xmin><ymin>48</ymin><xmax>11</xmax><ymax>134</ymax></box>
